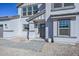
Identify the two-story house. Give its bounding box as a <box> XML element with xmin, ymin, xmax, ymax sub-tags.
<box><xmin>0</xmin><ymin>3</ymin><xmax>79</xmax><ymax>44</ymax></box>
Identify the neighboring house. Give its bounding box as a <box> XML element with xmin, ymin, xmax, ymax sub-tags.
<box><xmin>0</xmin><ymin>3</ymin><xmax>79</xmax><ymax>44</ymax></box>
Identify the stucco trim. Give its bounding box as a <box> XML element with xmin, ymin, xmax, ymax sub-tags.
<box><xmin>51</xmin><ymin>6</ymin><xmax>75</xmax><ymax>11</ymax></box>
<box><xmin>53</xmin><ymin>36</ymin><xmax>77</xmax><ymax>38</ymax></box>
<box><xmin>0</xmin><ymin>15</ymin><xmax>19</xmax><ymax>21</ymax></box>
<box><xmin>51</xmin><ymin>12</ymin><xmax>79</xmax><ymax>17</ymax></box>
<box><xmin>29</xmin><ymin>30</ymin><xmax>35</xmax><ymax>32</ymax></box>
<box><xmin>3</xmin><ymin>30</ymin><xmax>14</xmax><ymax>32</ymax></box>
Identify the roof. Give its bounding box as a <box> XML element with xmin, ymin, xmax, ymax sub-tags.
<box><xmin>17</xmin><ymin>3</ymin><xmax>23</xmax><ymax>8</ymax></box>
<box><xmin>0</xmin><ymin>15</ymin><xmax>19</xmax><ymax>21</ymax></box>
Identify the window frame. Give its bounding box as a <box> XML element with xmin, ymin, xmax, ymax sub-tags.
<box><xmin>23</xmin><ymin>24</ymin><xmax>29</xmax><ymax>31</ymax></box>
<box><xmin>28</xmin><ymin>6</ymin><xmax>32</xmax><ymax>15</ymax></box>
<box><xmin>33</xmin><ymin>5</ymin><xmax>38</xmax><ymax>14</ymax></box>
<box><xmin>54</xmin><ymin>3</ymin><xmax>62</xmax><ymax>8</ymax></box>
<box><xmin>51</xmin><ymin>3</ymin><xmax>75</xmax><ymax>11</ymax></box>
<box><xmin>58</xmin><ymin>19</ymin><xmax>70</xmax><ymax>37</ymax></box>
<box><xmin>64</xmin><ymin>3</ymin><xmax>74</xmax><ymax>7</ymax></box>
<box><xmin>22</xmin><ymin>4</ymin><xmax>38</xmax><ymax>16</ymax></box>
<box><xmin>22</xmin><ymin>7</ymin><xmax>27</xmax><ymax>16</ymax></box>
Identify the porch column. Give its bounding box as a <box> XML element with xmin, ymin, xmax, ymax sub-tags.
<box><xmin>45</xmin><ymin>3</ymin><xmax>53</xmax><ymax>42</ymax></box>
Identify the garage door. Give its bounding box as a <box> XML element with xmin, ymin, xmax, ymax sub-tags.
<box><xmin>0</xmin><ymin>25</ymin><xmax>3</xmax><ymax>38</ymax></box>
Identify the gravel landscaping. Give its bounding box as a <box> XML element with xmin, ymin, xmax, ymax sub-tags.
<box><xmin>0</xmin><ymin>39</ymin><xmax>79</xmax><ymax>56</ymax></box>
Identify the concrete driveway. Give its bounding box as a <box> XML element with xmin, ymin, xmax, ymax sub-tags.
<box><xmin>0</xmin><ymin>39</ymin><xmax>79</xmax><ymax>56</ymax></box>
<box><xmin>0</xmin><ymin>39</ymin><xmax>45</xmax><ymax>52</ymax></box>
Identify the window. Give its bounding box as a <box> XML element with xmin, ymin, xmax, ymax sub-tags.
<box><xmin>64</xmin><ymin>3</ymin><xmax>74</xmax><ymax>7</ymax></box>
<box><xmin>28</xmin><ymin>6</ymin><xmax>32</xmax><ymax>15</ymax></box>
<box><xmin>52</xmin><ymin>3</ymin><xmax>74</xmax><ymax>11</ymax></box>
<box><xmin>23</xmin><ymin>24</ymin><xmax>29</xmax><ymax>31</ymax></box>
<box><xmin>33</xmin><ymin>5</ymin><xmax>38</xmax><ymax>14</ymax></box>
<box><xmin>59</xmin><ymin>20</ymin><xmax>70</xmax><ymax>28</ymax></box>
<box><xmin>54</xmin><ymin>3</ymin><xmax>62</xmax><ymax>8</ymax></box>
<box><xmin>22</xmin><ymin>5</ymin><xmax>38</xmax><ymax>16</ymax></box>
<box><xmin>34</xmin><ymin>23</ymin><xmax>38</xmax><ymax>28</ymax></box>
<box><xmin>22</xmin><ymin>7</ymin><xmax>26</xmax><ymax>16</ymax></box>
<box><xmin>58</xmin><ymin>19</ymin><xmax>70</xmax><ymax>36</ymax></box>
<box><xmin>5</xmin><ymin>24</ymin><xmax>8</xmax><ymax>29</ymax></box>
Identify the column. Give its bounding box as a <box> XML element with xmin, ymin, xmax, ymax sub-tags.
<box><xmin>45</xmin><ymin>3</ymin><xmax>53</xmax><ymax>42</ymax></box>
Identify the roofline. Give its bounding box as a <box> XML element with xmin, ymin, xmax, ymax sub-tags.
<box><xmin>0</xmin><ymin>15</ymin><xmax>20</xmax><ymax>21</ymax></box>
<box><xmin>17</xmin><ymin>3</ymin><xmax>24</xmax><ymax>8</ymax></box>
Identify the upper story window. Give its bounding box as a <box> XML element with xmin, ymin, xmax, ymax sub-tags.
<box><xmin>33</xmin><ymin>5</ymin><xmax>38</xmax><ymax>14</ymax></box>
<box><xmin>22</xmin><ymin>7</ymin><xmax>26</xmax><ymax>16</ymax></box>
<box><xmin>54</xmin><ymin>3</ymin><xmax>62</xmax><ymax>8</ymax></box>
<box><xmin>28</xmin><ymin>6</ymin><xmax>32</xmax><ymax>15</ymax></box>
<box><xmin>51</xmin><ymin>3</ymin><xmax>74</xmax><ymax>11</ymax></box>
<box><xmin>22</xmin><ymin>4</ymin><xmax>38</xmax><ymax>16</ymax></box>
<box><xmin>64</xmin><ymin>3</ymin><xmax>74</xmax><ymax>7</ymax></box>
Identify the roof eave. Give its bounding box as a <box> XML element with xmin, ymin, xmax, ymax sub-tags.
<box><xmin>17</xmin><ymin>3</ymin><xmax>24</xmax><ymax>8</ymax></box>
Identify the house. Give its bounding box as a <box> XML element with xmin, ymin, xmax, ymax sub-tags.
<box><xmin>0</xmin><ymin>3</ymin><xmax>79</xmax><ymax>44</ymax></box>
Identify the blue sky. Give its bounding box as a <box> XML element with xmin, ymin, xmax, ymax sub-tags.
<box><xmin>0</xmin><ymin>3</ymin><xmax>18</xmax><ymax>16</ymax></box>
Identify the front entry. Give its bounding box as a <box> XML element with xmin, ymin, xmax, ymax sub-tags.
<box><xmin>39</xmin><ymin>24</ymin><xmax>45</xmax><ymax>39</ymax></box>
<box><xmin>0</xmin><ymin>25</ymin><xmax>3</xmax><ymax>38</ymax></box>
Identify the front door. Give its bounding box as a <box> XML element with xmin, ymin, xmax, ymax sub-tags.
<box><xmin>0</xmin><ymin>25</ymin><xmax>3</xmax><ymax>38</ymax></box>
<box><xmin>39</xmin><ymin>24</ymin><xmax>45</xmax><ymax>39</ymax></box>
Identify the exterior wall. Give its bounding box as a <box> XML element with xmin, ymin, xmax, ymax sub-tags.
<box><xmin>45</xmin><ymin>3</ymin><xmax>51</xmax><ymax>39</ymax></box>
<box><xmin>53</xmin><ymin>17</ymin><xmax>78</xmax><ymax>43</ymax></box>
<box><xmin>53</xmin><ymin>20</ymin><xmax>57</xmax><ymax>36</ymax></box>
<box><xmin>76</xmin><ymin>15</ymin><xmax>79</xmax><ymax>42</ymax></box>
<box><xmin>51</xmin><ymin>3</ymin><xmax>79</xmax><ymax>15</ymax></box>
<box><xmin>0</xmin><ymin>19</ymin><xmax>18</xmax><ymax>39</ymax></box>
<box><xmin>18</xmin><ymin>7</ymin><xmax>22</xmax><ymax>16</ymax></box>
<box><xmin>16</xmin><ymin>18</ymin><xmax>28</xmax><ymax>38</ymax></box>
<box><xmin>29</xmin><ymin>21</ymin><xmax>36</xmax><ymax>39</ymax></box>
<box><xmin>50</xmin><ymin>3</ymin><xmax>79</xmax><ymax>43</ymax></box>
<box><xmin>0</xmin><ymin>18</ymin><xmax>28</xmax><ymax>40</ymax></box>
<box><xmin>14</xmin><ymin>3</ymin><xmax>79</xmax><ymax>43</ymax></box>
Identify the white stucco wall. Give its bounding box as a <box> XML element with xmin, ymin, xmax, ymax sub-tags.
<box><xmin>45</xmin><ymin>3</ymin><xmax>51</xmax><ymax>39</ymax></box>
<box><xmin>50</xmin><ymin>3</ymin><xmax>79</xmax><ymax>43</ymax></box>
<box><xmin>53</xmin><ymin>21</ymin><xmax>57</xmax><ymax>36</ymax></box>
<box><xmin>53</xmin><ymin>18</ymin><xmax>77</xmax><ymax>43</ymax></box>
<box><xmin>51</xmin><ymin>3</ymin><xmax>79</xmax><ymax>15</ymax></box>
<box><xmin>76</xmin><ymin>15</ymin><xmax>79</xmax><ymax>42</ymax></box>
<box><xmin>0</xmin><ymin>19</ymin><xmax>18</xmax><ymax>39</ymax></box>
<box><xmin>29</xmin><ymin>21</ymin><xmax>35</xmax><ymax>39</ymax></box>
<box><xmin>0</xmin><ymin>17</ymin><xmax>28</xmax><ymax>39</ymax></box>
